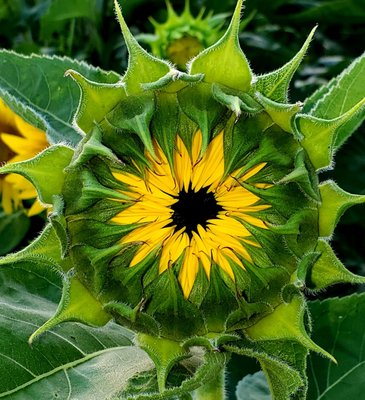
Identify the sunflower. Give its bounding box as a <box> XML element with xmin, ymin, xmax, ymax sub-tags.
<box><xmin>0</xmin><ymin>98</ymin><xmax>48</xmax><ymax>216</ymax></box>
<box><xmin>139</xmin><ymin>0</ymin><xmax>227</xmax><ymax>69</ymax></box>
<box><xmin>113</xmin><ymin>130</ymin><xmax>270</xmax><ymax>297</ymax></box>
<box><xmin>1</xmin><ymin>0</ymin><xmax>364</xmax><ymax>397</ymax></box>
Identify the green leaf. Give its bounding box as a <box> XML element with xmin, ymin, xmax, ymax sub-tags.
<box><xmin>318</xmin><ymin>180</ymin><xmax>365</xmax><ymax>238</ymax></box>
<box><xmin>294</xmin><ymin>97</ymin><xmax>365</xmax><ymax>170</ymax></box>
<box><xmin>0</xmin><ymin>224</ymin><xmax>68</xmax><ymax>272</ymax></box>
<box><xmin>254</xmin><ymin>26</ymin><xmax>317</xmax><ymax>103</ymax></box>
<box><xmin>0</xmin><ymin>267</ymin><xmax>154</xmax><ymax>399</ymax></box>
<box><xmin>65</xmin><ymin>69</ymin><xmax>126</xmax><ymax>135</ymax></box>
<box><xmin>0</xmin><ymin>145</ymin><xmax>74</xmax><ymax>205</ymax></box>
<box><xmin>245</xmin><ymin>295</ymin><xmax>335</xmax><ymax>362</ymax></box>
<box><xmin>189</xmin><ymin>0</ymin><xmax>252</xmax><ymax>91</ymax></box>
<box><xmin>226</xmin><ymin>340</ymin><xmax>305</xmax><ymax>400</ymax></box>
<box><xmin>114</xmin><ymin>0</ymin><xmax>170</xmax><ymax>95</ymax></box>
<box><xmin>0</xmin><ymin>50</ymin><xmax>120</xmax><ymax>146</ymax></box>
<box><xmin>106</xmin><ymin>92</ymin><xmax>156</xmax><ymax>157</ymax></box>
<box><xmin>0</xmin><ymin>210</ymin><xmax>30</xmax><ymax>255</ymax></box>
<box><xmin>29</xmin><ymin>275</ymin><xmax>112</xmax><ymax>343</ymax></box>
<box><xmin>309</xmin><ymin>239</ymin><xmax>365</xmax><ymax>291</ymax></box>
<box><xmin>120</xmin><ymin>351</ymin><xmax>228</xmax><ymax>400</ymax></box>
<box><xmin>137</xmin><ymin>333</ymin><xmax>189</xmax><ymax>392</ymax></box>
<box><xmin>177</xmin><ymin>83</ymin><xmax>225</xmax><ymax>154</ymax></box>
<box><xmin>308</xmin><ymin>293</ymin><xmax>365</xmax><ymax>399</ymax></box>
<box><xmin>306</xmin><ymin>52</ymin><xmax>365</xmax><ymax>149</ymax></box>
<box><xmin>236</xmin><ymin>371</ymin><xmax>271</xmax><ymax>400</ymax></box>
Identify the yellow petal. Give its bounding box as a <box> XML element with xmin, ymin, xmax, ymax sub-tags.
<box><xmin>0</xmin><ymin>99</ymin><xmax>17</xmax><ymax>131</ymax></box>
<box><xmin>240</xmin><ymin>162</ymin><xmax>267</xmax><ymax>181</ymax></box>
<box><xmin>13</xmin><ymin>114</ymin><xmax>47</xmax><ymax>141</ymax></box>
<box><xmin>174</xmin><ymin>135</ymin><xmax>192</xmax><ymax>192</ymax></box>
<box><xmin>1</xmin><ymin>180</ymin><xmax>14</xmax><ymax>214</ymax></box>
<box><xmin>179</xmin><ymin>240</ymin><xmax>199</xmax><ymax>298</ymax></box>
<box><xmin>191</xmin><ymin>130</ymin><xmax>203</xmax><ymax>164</ymax></box>
<box><xmin>27</xmin><ymin>198</ymin><xmax>46</xmax><ymax>217</ymax></box>
<box><xmin>159</xmin><ymin>229</ymin><xmax>189</xmax><ymax>273</ymax></box>
<box><xmin>191</xmin><ymin>132</ymin><xmax>224</xmax><ymax>192</ymax></box>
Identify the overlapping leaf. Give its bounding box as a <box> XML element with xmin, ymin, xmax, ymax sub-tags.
<box><xmin>0</xmin><ymin>51</ymin><xmax>120</xmax><ymax>146</ymax></box>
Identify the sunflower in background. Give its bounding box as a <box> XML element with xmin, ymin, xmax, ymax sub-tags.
<box><xmin>138</xmin><ymin>0</ymin><xmax>228</xmax><ymax>69</ymax></box>
<box><xmin>0</xmin><ymin>98</ymin><xmax>48</xmax><ymax>217</ymax></box>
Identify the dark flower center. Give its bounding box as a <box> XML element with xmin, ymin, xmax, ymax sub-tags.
<box><xmin>170</xmin><ymin>186</ymin><xmax>223</xmax><ymax>237</ymax></box>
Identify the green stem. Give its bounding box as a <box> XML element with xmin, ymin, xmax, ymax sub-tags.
<box><xmin>194</xmin><ymin>365</ymin><xmax>226</xmax><ymax>400</ymax></box>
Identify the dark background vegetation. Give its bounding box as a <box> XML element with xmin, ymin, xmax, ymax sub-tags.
<box><xmin>0</xmin><ymin>1</ymin><xmax>364</xmax><ymax>396</ymax></box>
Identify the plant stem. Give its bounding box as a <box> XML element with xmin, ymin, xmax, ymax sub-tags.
<box><xmin>194</xmin><ymin>366</ymin><xmax>225</xmax><ymax>400</ymax></box>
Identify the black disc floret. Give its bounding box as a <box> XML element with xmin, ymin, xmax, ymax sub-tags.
<box><xmin>169</xmin><ymin>186</ymin><xmax>223</xmax><ymax>237</ymax></box>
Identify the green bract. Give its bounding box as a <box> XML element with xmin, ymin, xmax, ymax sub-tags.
<box><xmin>0</xmin><ymin>1</ymin><xmax>365</xmax><ymax>399</ymax></box>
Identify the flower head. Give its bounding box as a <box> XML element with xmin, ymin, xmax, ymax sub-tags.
<box><xmin>113</xmin><ymin>130</ymin><xmax>270</xmax><ymax>298</ymax></box>
<box><xmin>1</xmin><ymin>0</ymin><xmax>364</xmax><ymax>397</ymax></box>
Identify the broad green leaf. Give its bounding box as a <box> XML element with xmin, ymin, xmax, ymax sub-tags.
<box><xmin>0</xmin><ymin>267</ymin><xmax>153</xmax><ymax>399</ymax></box>
<box><xmin>236</xmin><ymin>371</ymin><xmax>271</xmax><ymax>400</ymax></box>
<box><xmin>0</xmin><ymin>51</ymin><xmax>120</xmax><ymax>146</ymax></box>
<box><xmin>305</xmin><ymin>52</ymin><xmax>365</xmax><ymax>149</ymax></box>
<box><xmin>308</xmin><ymin>293</ymin><xmax>365</xmax><ymax>399</ymax></box>
<box><xmin>0</xmin><ymin>210</ymin><xmax>29</xmax><ymax>255</ymax></box>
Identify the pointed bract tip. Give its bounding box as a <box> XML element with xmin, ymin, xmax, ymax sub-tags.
<box><xmin>64</xmin><ymin>69</ymin><xmax>81</xmax><ymax>81</ymax></box>
<box><xmin>28</xmin><ymin>316</ymin><xmax>61</xmax><ymax>345</ymax></box>
<box><xmin>114</xmin><ymin>0</ymin><xmax>171</xmax><ymax>94</ymax></box>
<box><xmin>232</xmin><ymin>0</ymin><xmax>244</xmax><ymax>33</ymax></box>
<box><xmin>182</xmin><ymin>0</ymin><xmax>191</xmax><ymax>16</ymax></box>
<box><xmin>165</xmin><ymin>0</ymin><xmax>177</xmax><ymax>18</ymax></box>
<box><xmin>114</xmin><ymin>0</ymin><xmax>132</xmax><ymax>43</ymax></box>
